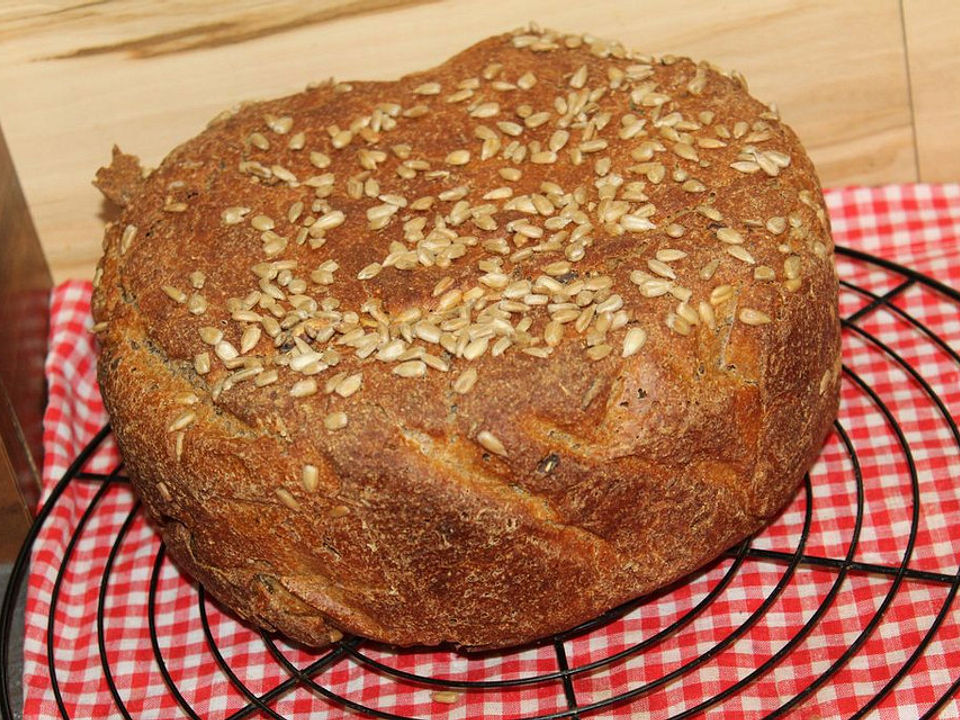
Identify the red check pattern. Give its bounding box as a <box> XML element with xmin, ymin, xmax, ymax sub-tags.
<box><xmin>22</xmin><ymin>183</ymin><xmax>960</xmax><ymax>719</ymax></box>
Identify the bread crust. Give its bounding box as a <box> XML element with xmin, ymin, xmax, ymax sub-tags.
<box><xmin>92</xmin><ymin>28</ymin><xmax>841</xmax><ymax>649</ymax></box>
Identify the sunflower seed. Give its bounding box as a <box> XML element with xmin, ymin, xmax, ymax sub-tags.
<box><xmin>249</xmin><ymin>132</ymin><xmax>270</xmax><ymax>150</ymax></box>
<box><xmin>266</xmin><ymin>115</ymin><xmax>293</xmax><ymax>134</ymax></box>
<box><xmin>331</xmin><ymin>130</ymin><xmax>352</xmax><ymax>149</ymax></box>
<box><xmin>255</xmin><ymin>369</ymin><xmax>278</xmax><ymax>387</ymax></box>
<box><xmin>477</xmin><ymin>430</ymin><xmax>507</xmax><ymax>457</ymax></box>
<box><xmin>595</xmin><ymin>294</ymin><xmax>623</xmax><ymax>314</ymax></box>
<box><xmin>240</xmin><ymin>326</ymin><xmax>262</xmax><ymax>354</ymax></box>
<box><xmin>621</xmin><ymin>214</ymin><xmax>656</xmax><ymax>232</ymax></box>
<box><xmin>310</xmin><ymin>151</ymin><xmax>331</xmax><ymax>169</ymax></box>
<box><xmin>540</xmin><ymin>320</ymin><xmax>562</xmax><ymax>347</ymax></box>
<box><xmin>673</xmin><ymin>142</ymin><xmax>698</xmax><ymax>161</ymax></box>
<box><xmin>483</xmin><ymin>186</ymin><xmax>513</xmax><ymax>200</ymax></box>
<box><xmin>784</xmin><ymin>255</ymin><xmax>802</xmax><ymax>279</ymax></box>
<box><xmin>194</xmin><ymin>353</ymin><xmax>211</xmax><ymax>375</ymax></box>
<box><xmin>525</xmin><ymin>111</ymin><xmax>551</xmax><ymax>128</ymax></box>
<box><xmin>739</xmin><ymin>308</ymin><xmax>772</xmax><ymax>325</ymax></box>
<box><xmin>766</xmin><ymin>216</ymin><xmax>787</xmax><ymax>234</ymax></box>
<box><xmin>656</xmin><ymin>248</ymin><xmax>687</xmax><ymax>262</ymax></box>
<box><xmin>698</xmin><ymin>301</ymin><xmax>716</xmax><ymax>330</ymax></box>
<box><xmin>471</xmin><ymin>102</ymin><xmax>500</xmax><ymax>118</ymax></box>
<box><xmin>446</xmin><ymin>150</ymin><xmax>471</xmax><ymax>165</ymax></box>
<box><xmin>167</xmin><ymin>410</ymin><xmax>196</xmax><ymax>432</ymax></box>
<box><xmin>423</xmin><ymin>353</ymin><xmax>449</xmax><ymax>372</ymax></box>
<box><xmin>586</xmin><ymin>344</ymin><xmax>613</xmax><ymax>360</ymax></box>
<box><xmin>579</xmin><ymin>139</ymin><xmax>608</xmax><ymax>153</ymax></box>
<box><xmin>677</xmin><ymin>301</ymin><xmax>699</xmax><ymax>325</ymax></box>
<box><xmin>335</xmin><ymin>372</ymin><xmax>363</xmax><ymax>398</ymax></box>
<box><xmin>288</xmin><ymin>131</ymin><xmax>306</xmax><ymax>150</ymax></box>
<box><xmin>699</xmin><ymin>259</ymin><xmax>720</xmax><ymax>280</ymax></box>
<box><xmin>637</xmin><ymin>277</ymin><xmax>672</xmax><ymax>297</ymax></box>
<box><xmin>498</xmin><ymin>121</ymin><xmax>524</xmax><ymax>136</ymax></box>
<box><xmin>451</xmin><ymin>367</ymin><xmax>478</xmax><ymax>394</ymax></box>
<box><xmin>314</xmin><ymin>210</ymin><xmax>346</xmax><ymax>231</ymax></box>
<box><xmin>754</xmin><ymin>265</ymin><xmax>776</xmax><ymax>281</ymax></box>
<box><xmin>120</xmin><ymin>224</ymin><xmax>138</xmax><ymax>253</ymax></box>
<box><xmin>250</xmin><ymin>215</ymin><xmax>275</xmax><ymax>233</ymax></box>
<box><xmin>462</xmin><ymin>337</ymin><xmax>489</xmax><ymax>361</ymax></box>
<box><xmin>710</xmin><ymin>284</ymin><xmax>735</xmax><ymax>305</ymax></box>
<box><xmin>290</xmin><ymin>379</ymin><xmax>318</xmax><ymax>397</ymax></box>
<box><xmin>726</xmin><ymin>245</ymin><xmax>756</xmax><ymax>264</ymax></box>
<box><xmin>569</xmin><ymin>64</ymin><xmax>588</xmax><ymax>88</ymax></box>
<box><xmin>549</xmin><ymin>130</ymin><xmax>570</xmax><ymax>152</ymax></box>
<box><xmin>517</xmin><ymin>71</ymin><xmax>537</xmax><ymax>89</ymax></box>
<box><xmin>357</xmin><ymin>262</ymin><xmax>382</xmax><ymax>280</ymax></box>
<box><xmin>199</xmin><ymin>326</ymin><xmax>223</xmax><ymax>345</ymax></box>
<box><xmin>301</xmin><ymin>465</ymin><xmax>319</xmax><ymax>492</ymax></box>
<box><xmin>647</xmin><ymin>258</ymin><xmax>676</xmax><ymax>279</ymax></box>
<box><xmin>716</xmin><ymin>227</ymin><xmax>744</xmax><ymax>244</ymax></box>
<box><xmin>622</xmin><ymin>327</ymin><xmax>647</xmax><ymax>357</ymax></box>
<box><xmin>215</xmin><ymin>341</ymin><xmax>239</xmax><ymax>362</ymax></box>
<box><xmin>756</xmin><ymin>152</ymin><xmax>780</xmax><ymax>176</ymax></box>
<box><xmin>275</xmin><ymin>488</ymin><xmax>300</xmax><ymax>510</ymax></box>
<box><xmin>730</xmin><ymin>160</ymin><xmax>760</xmax><ymax>174</ymax></box>
<box><xmin>162</xmin><ymin>285</ymin><xmax>187</xmax><ymax>303</ymax></box>
<box><xmin>414</xmin><ymin>82</ymin><xmax>441</xmax><ymax>95</ymax></box>
<box><xmin>666</xmin><ymin>312</ymin><xmax>691</xmax><ymax>336</ymax></box>
<box><xmin>393</xmin><ymin>360</ymin><xmax>427</xmax><ymax>378</ymax></box>
<box><xmin>432</xmin><ymin>691</ymin><xmax>461</xmax><ymax>705</ymax></box>
<box><xmin>446</xmin><ymin>88</ymin><xmax>474</xmax><ymax>103</ymax></box>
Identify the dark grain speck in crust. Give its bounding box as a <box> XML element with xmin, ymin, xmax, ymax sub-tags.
<box><xmin>92</xmin><ymin>25</ymin><xmax>841</xmax><ymax>650</ymax></box>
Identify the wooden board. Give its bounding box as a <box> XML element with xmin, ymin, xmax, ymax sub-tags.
<box><xmin>0</xmin><ymin>0</ymin><xmax>952</xmax><ymax>284</ymax></box>
<box><xmin>0</xmin><ymin>124</ymin><xmax>51</xmax><ymax>559</ymax></box>
<box><xmin>903</xmin><ymin>0</ymin><xmax>960</xmax><ymax>182</ymax></box>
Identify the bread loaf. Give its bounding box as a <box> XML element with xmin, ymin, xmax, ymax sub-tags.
<box><xmin>92</xmin><ymin>26</ymin><xmax>841</xmax><ymax>650</ymax></box>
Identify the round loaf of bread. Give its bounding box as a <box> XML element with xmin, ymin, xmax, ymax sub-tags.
<box><xmin>92</xmin><ymin>26</ymin><xmax>841</xmax><ymax>650</ymax></box>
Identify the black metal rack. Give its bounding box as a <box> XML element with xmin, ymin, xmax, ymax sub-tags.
<box><xmin>3</xmin><ymin>246</ymin><xmax>960</xmax><ymax>719</ymax></box>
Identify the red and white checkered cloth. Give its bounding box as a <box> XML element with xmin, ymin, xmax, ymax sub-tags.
<box><xmin>23</xmin><ymin>184</ymin><xmax>960</xmax><ymax>719</ymax></box>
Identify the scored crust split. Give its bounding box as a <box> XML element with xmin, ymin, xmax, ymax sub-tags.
<box><xmin>92</xmin><ymin>25</ymin><xmax>841</xmax><ymax>650</ymax></box>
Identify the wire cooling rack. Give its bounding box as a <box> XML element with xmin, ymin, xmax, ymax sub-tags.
<box><xmin>3</xmin><ymin>245</ymin><xmax>960</xmax><ymax>719</ymax></box>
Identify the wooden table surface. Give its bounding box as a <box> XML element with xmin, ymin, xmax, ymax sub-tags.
<box><xmin>1</xmin><ymin>0</ymin><xmax>958</xmax><ymax>284</ymax></box>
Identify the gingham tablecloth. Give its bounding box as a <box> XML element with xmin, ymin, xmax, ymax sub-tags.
<box><xmin>23</xmin><ymin>184</ymin><xmax>960</xmax><ymax>719</ymax></box>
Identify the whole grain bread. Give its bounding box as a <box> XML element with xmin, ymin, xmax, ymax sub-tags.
<box><xmin>92</xmin><ymin>26</ymin><xmax>841</xmax><ymax>650</ymax></box>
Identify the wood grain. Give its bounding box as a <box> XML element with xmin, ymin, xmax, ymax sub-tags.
<box><xmin>2</xmin><ymin>0</ymin><xmax>438</xmax><ymax>58</ymax></box>
<box><xmin>903</xmin><ymin>0</ymin><xmax>960</xmax><ymax>182</ymax></box>
<box><xmin>0</xmin><ymin>124</ymin><xmax>51</xmax><ymax>560</ymax></box>
<box><xmin>0</xmin><ymin>0</ymin><xmax>924</xmax><ymax>284</ymax></box>
<box><xmin>0</xmin><ymin>442</ymin><xmax>33</xmax><ymax>562</ymax></box>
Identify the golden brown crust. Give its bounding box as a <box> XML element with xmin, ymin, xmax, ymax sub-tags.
<box><xmin>93</xmin><ymin>146</ymin><xmax>144</xmax><ymax>208</ymax></box>
<box><xmin>92</xmin><ymin>27</ymin><xmax>841</xmax><ymax>650</ymax></box>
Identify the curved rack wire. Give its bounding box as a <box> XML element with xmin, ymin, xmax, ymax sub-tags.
<box><xmin>3</xmin><ymin>245</ymin><xmax>960</xmax><ymax>719</ymax></box>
